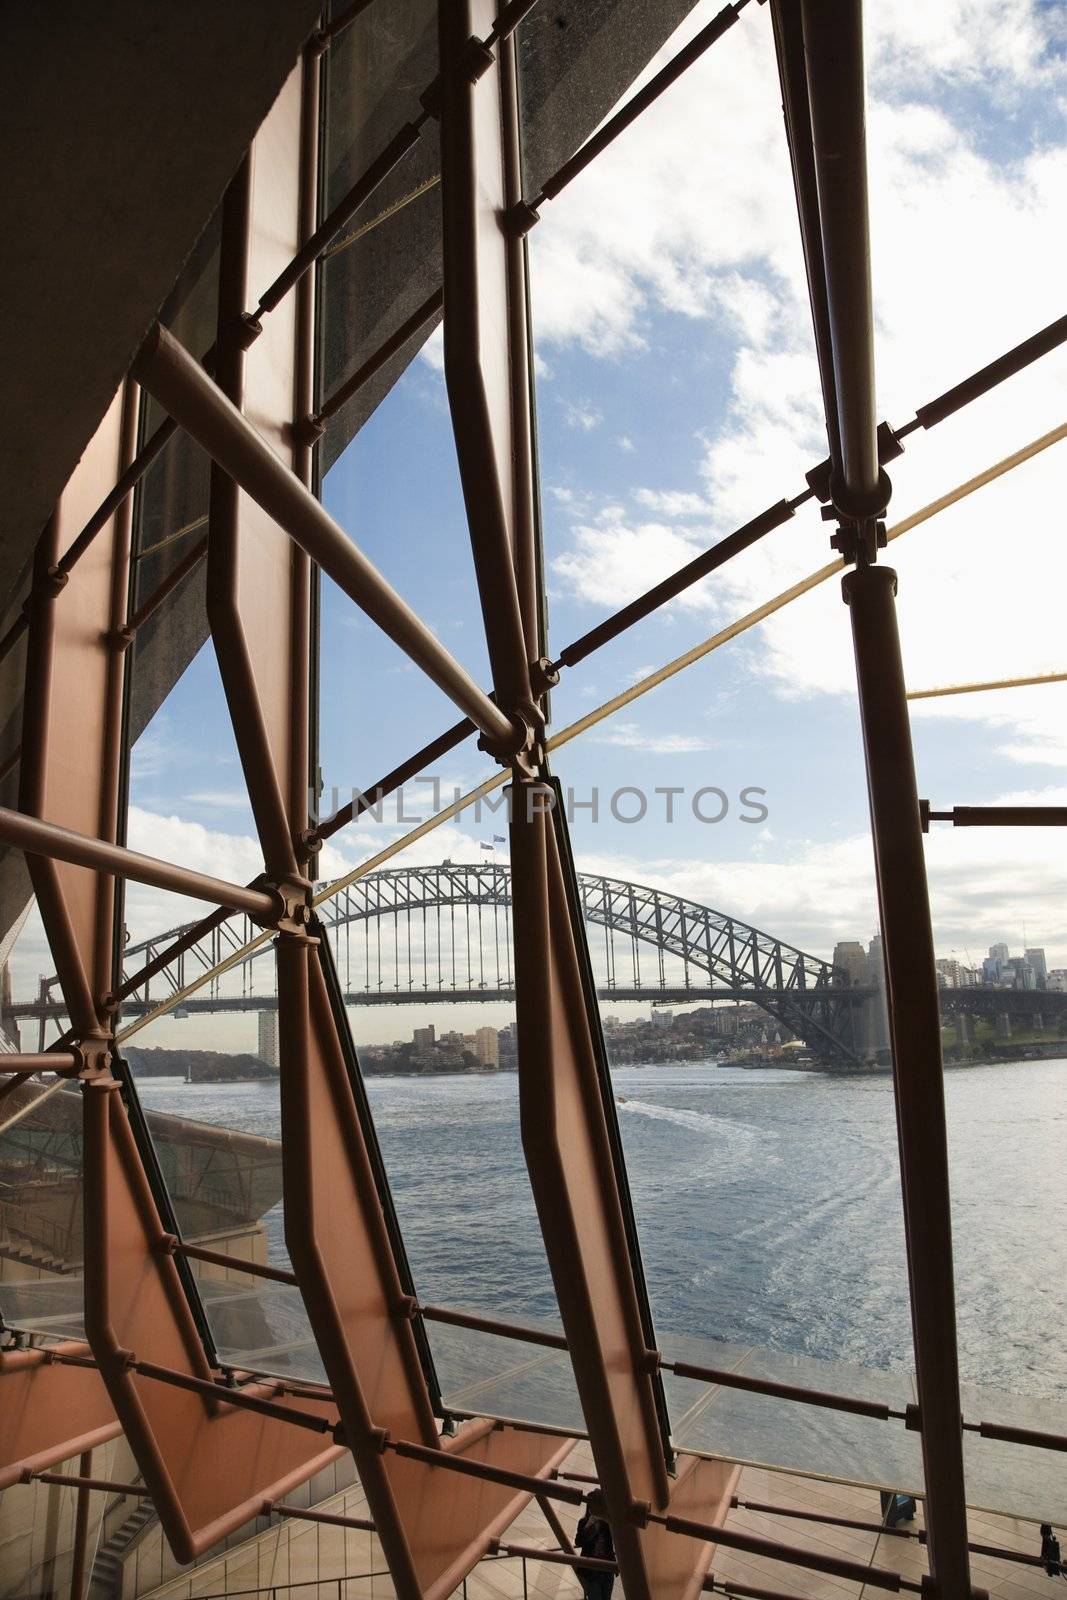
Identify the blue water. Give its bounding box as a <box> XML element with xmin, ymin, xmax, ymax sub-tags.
<box><xmin>135</xmin><ymin>1055</ymin><xmax>1067</xmax><ymax>1403</ymax></box>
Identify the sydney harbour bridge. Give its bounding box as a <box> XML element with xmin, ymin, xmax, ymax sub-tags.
<box><xmin>14</xmin><ymin>865</ymin><xmax>1065</xmax><ymax>1068</ymax></box>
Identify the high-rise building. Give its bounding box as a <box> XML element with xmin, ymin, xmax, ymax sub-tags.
<box><xmin>257</xmin><ymin>1008</ymin><xmax>279</xmax><ymax>1070</ymax></box>
<box><xmin>413</xmin><ymin>1023</ymin><xmax>436</xmax><ymax>1051</ymax></box>
<box><xmin>474</xmin><ymin>1026</ymin><xmax>499</xmax><ymax>1068</ymax></box>
<box><xmin>1025</xmin><ymin>948</ymin><xmax>1047</xmax><ymax>989</ymax></box>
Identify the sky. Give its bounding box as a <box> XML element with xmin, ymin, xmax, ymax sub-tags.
<box><xmin>9</xmin><ymin>0</ymin><xmax>1067</xmax><ymax>1050</ymax></box>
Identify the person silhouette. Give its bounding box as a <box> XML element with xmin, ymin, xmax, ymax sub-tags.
<box><xmin>1040</xmin><ymin>1524</ymin><xmax>1063</xmax><ymax>1578</ymax></box>
<box><xmin>575</xmin><ymin>1509</ymin><xmax>615</xmax><ymax>1599</ymax></box>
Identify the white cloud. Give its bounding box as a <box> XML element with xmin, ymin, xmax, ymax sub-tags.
<box><xmin>534</xmin><ymin>0</ymin><xmax>1067</xmax><ymax>767</ymax></box>
<box><xmin>594</xmin><ymin>720</ymin><xmax>712</xmax><ymax>755</ymax></box>
<box><xmin>634</xmin><ymin>488</ymin><xmax>712</xmax><ymax>517</ymax></box>
<box><xmin>572</xmin><ymin>805</ymin><xmax>1067</xmax><ymax>970</ymax></box>
<box><xmin>563</xmin><ymin>400</ymin><xmax>604</xmax><ymax>432</ymax></box>
<box><xmin>550</xmin><ymin>505</ymin><xmax>717</xmax><ymax>613</ymax></box>
<box><xmin>419</xmin><ymin>323</ymin><xmax>444</xmax><ymax>372</ymax></box>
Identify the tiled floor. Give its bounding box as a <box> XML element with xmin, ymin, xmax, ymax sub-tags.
<box><xmin>139</xmin><ymin>1436</ymin><xmax>1060</xmax><ymax>1599</ymax></box>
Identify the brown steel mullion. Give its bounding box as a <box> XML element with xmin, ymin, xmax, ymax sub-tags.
<box><xmin>797</xmin><ymin>1</ymin><xmax>880</xmax><ymax>514</ymax></box>
<box><xmin>67</xmin><ymin>1450</ymin><xmax>94</xmax><ymax>1600</ymax></box>
<box><xmin>781</xmin><ymin>0</ymin><xmax>972</xmax><ymax>1587</ymax></box>
<box><xmin>203</xmin><ymin>68</ymin><xmax>584</xmax><ymax>1598</ymax></box>
<box><xmin>208</xmin><ymin>156</ymin><xmax>301</xmax><ymax>882</ymax></box>
<box><xmin>510</xmin><ymin>779</ymin><xmax>737</xmax><ymax>1600</ymax></box>
<box><xmin>277</xmin><ymin>926</ymin><xmax>579</xmax><ymax>1599</ymax></box>
<box><xmin>17</xmin><ymin>518</ymin><xmax>98</xmax><ymax>1036</ymax></box>
<box><xmin>844</xmin><ymin>565</ymin><xmax>972</xmax><ymax>1598</ymax></box>
<box><xmin>440</xmin><ymin>0</ymin><xmax>536</xmax><ymax>721</ymax></box>
<box><xmin>769</xmin><ymin>0</ymin><xmax>842</xmax><ymax>473</ymax></box>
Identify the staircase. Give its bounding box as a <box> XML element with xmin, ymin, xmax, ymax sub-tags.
<box><xmin>0</xmin><ymin>1224</ymin><xmax>76</xmax><ymax>1274</ymax></box>
<box><xmin>89</xmin><ymin>1500</ymin><xmax>158</xmax><ymax>1600</ymax></box>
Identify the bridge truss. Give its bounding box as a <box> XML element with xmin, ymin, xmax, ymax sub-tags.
<box><xmin>22</xmin><ymin>864</ymin><xmax>870</xmax><ymax>1067</ymax></box>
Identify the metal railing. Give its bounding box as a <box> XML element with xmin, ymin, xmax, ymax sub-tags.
<box><xmin>169</xmin><ymin>1552</ymin><xmax>551</xmax><ymax>1600</ymax></box>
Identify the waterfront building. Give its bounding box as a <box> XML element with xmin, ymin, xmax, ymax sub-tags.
<box><xmin>473</xmin><ymin>1027</ymin><xmax>499</xmax><ymax>1068</ymax></box>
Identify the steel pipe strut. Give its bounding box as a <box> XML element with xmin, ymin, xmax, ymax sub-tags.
<box><xmin>0</xmin><ymin>1051</ymin><xmax>80</xmax><ymax>1076</ymax></box>
<box><xmin>387</xmin><ymin>1437</ymin><xmax>585</xmax><ymax>1506</ymax></box>
<box><xmin>556</xmin><ymin>500</ymin><xmax>794</xmax><ymax>669</ymax></box>
<box><xmin>923</xmin><ymin>804</ymin><xmax>1067</xmax><ymax>829</ymax></box>
<box><xmin>132</xmin><ymin>323</ymin><xmax>516</xmax><ymax>751</ymax></box>
<box><xmin>799</xmin><ymin>0</ymin><xmax>881</xmax><ymax>511</ymax></box>
<box><xmin>663</xmin><ymin>1356</ymin><xmax>899</xmax><ymax>1421</ymax></box>
<box><xmin>131</xmin><ymin>1360</ymin><xmax>337</xmax><ymax>1435</ymax></box>
<box><xmin>170</xmin><ymin>1239</ymin><xmax>299</xmax><ymax>1286</ymax></box>
<box><xmin>257</xmin><ymin>119</ymin><xmax>425</xmax><ymax>317</ymax></box>
<box><xmin>843</xmin><ymin>563</ymin><xmax>973</xmax><ymax>1598</ymax></box>
<box><xmin>418</xmin><ymin>1302</ymin><xmax>568</xmax><ymax>1351</ymax></box>
<box><xmin>314</xmin><ymin>287</ymin><xmax>443</xmax><ymax>426</ymax></box>
<box><xmin>530</xmin><ymin>2</ymin><xmax>746</xmax><ymax>211</ymax></box>
<box><xmin>32</xmin><ymin>1471</ymin><xmax>151</xmax><ymax>1498</ymax></box>
<box><xmin>0</xmin><ymin>804</ymin><xmax>277</xmax><ymax>919</ymax></box>
<box><xmin>655</xmin><ymin>1510</ymin><xmax>921</xmax><ymax>1593</ymax></box>
<box><xmin>269</xmin><ymin>1503</ymin><xmax>376</xmax><ymax>1532</ymax></box>
<box><xmin>913</xmin><ymin>311</ymin><xmax>1067</xmax><ymax>431</ymax></box>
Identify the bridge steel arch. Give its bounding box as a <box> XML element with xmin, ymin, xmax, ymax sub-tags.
<box><xmin>322</xmin><ymin>865</ymin><xmax>865</xmax><ymax>1067</ymax></box>
<box><xmin>17</xmin><ymin>864</ymin><xmax>868</xmax><ymax>1067</ymax></box>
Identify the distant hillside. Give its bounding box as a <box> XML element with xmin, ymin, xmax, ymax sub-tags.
<box><xmin>124</xmin><ymin>1046</ymin><xmax>278</xmax><ymax>1082</ymax></box>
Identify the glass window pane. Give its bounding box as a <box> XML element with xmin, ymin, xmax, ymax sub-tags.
<box><xmin>117</xmin><ymin>535</ymin><xmax>325</xmax><ymax>1382</ymax></box>
<box><xmin>0</xmin><ymin>1076</ymin><xmax>85</xmax><ymax>1339</ymax></box>
<box><xmin>315</xmin><ymin>818</ymin><xmax>584</xmax><ymax>1430</ymax></box>
<box><xmin>319</xmin><ymin>0</ymin><xmax>440</xmax><ymax>477</ymax></box>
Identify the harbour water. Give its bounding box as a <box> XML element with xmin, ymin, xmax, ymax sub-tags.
<box><xmin>135</xmin><ymin>1055</ymin><xmax>1067</xmax><ymax>1401</ymax></box>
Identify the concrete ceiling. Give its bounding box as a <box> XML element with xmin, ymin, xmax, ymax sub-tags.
<box><xmin>0</xmin><ymin>0</ymin><xmax>321</xmax><ymax>608</ymax></box>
